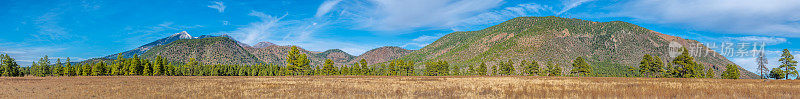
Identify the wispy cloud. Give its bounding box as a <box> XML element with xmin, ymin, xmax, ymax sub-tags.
<box><xmin>32</xmin><ymin>10</ymin><xmax>71</xmax><ymax>42</ymax></box>
<box><xmin>223</xmin><ymin>10</ymin><xmax>286</xmax><ymax>45</ymax></box>
<box><xmin>612</xmin><ymin>0</ymin><xmax>800</xmax><ymax>37</ymax></box>
<box><xmin>723</xmin><ymin>36</ymin><xmax>788</xmax><ymax>45</ymax></box>
<box><xmin>121</xmin><ymin>21</ymin><xmax>204</xmax><ymax>49</ymax></box>
<box><xmin>453</xmin><ymin>3</ymin><xmax>550</xmax><ymax>31</ymax></box>
<box><xmin>207</xmin><ymin>1</ymin><xmax>226</xmax><ymax>13</ymax></box>
<box><xmin>557</xmin><ymin>0</ymin><xmax>594</xmax><ymax>15</ymax></box>
<box><xmin>315</xmin><ymin>0</ymin><xmax>343</xmax><ymax>18</ymax></box>
<box><xmin>403</xmin><ymin>33</ymin><xmax>447</xmax><ymax>48</ymax></box>
<box><xmin>329</xmin><ymin>0</ymin><xmax>504</xmax><ymax>32</ymax></box>
<box><xmin>0</xmin><ymin>42</ymin><xmax>69</xmax><ymax>66</ymax></box>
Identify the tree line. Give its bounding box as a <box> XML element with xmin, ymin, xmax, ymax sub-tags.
<box><xmin>4</xmin><ymin>47</ymin><xmax>796</xmax><ymax>79</ymax></box>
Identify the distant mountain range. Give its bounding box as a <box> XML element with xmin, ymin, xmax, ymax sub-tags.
<box><xmin>88</xmin><ymin>16</ymin><xmax>757</xmax><ymax>78</ymax></box>
<box><xmin>399</xmin><ymin>16</ymin><xmax>757</xmax><ymax>78</ymax></box>
<box><xmin>94</xmin><ymin>31</ymin><xmax>413</xmax><ymax>67</ymax></box>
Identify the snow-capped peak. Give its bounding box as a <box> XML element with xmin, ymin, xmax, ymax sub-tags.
<box><xmin>171</xmin><ymin>31</ymin><xmax>193</xmax><ymax>39</ymax></box>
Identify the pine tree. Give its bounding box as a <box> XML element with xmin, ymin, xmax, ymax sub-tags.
<box><xmin>63</xmin><ymin>58</ymin><xmax>73</xmax><ymax>76</ymax></box>
<box><xmin>451</xmin><ymin>65</ymin><xmax>461</xmax><ymax>75</ymax></box>
<box><xmin>546</xmin><ymin>61</ymin><xmax>561</xmax><ymax>76</ymax></box>
<box><xmin>54</xmin><ymin>58</ymin><xmax>62</xmax><ymax>76</ymax></box>
<box><xmin>671</xmin><ymin>47</ymin><xmax>701</xmax><ymax>78</ymax></box>
<box><xmin>570</xmin><ymin>57</ymin><xmax>592</xmax><ymax>76</ymax></box>
<box><xmin>82</xmin><ymin>63</ymin><xmax>91</xmax><ymax>76</ymax></box>
<box><xmin>778</xmin><ymin>49</ymin><xmax>797</xmax><ymax>80</ymax></box>
<box><xmin>769</xmin><ymin>68</ymin><xmax>786</xmax><ymax>79</ymax></box>
<box><xmin>639</xmin><ymin>54</ymin><xmax>653</xmax><ymax>76</ymax></box>
<box><xmin>467</xmin><ymin>64</ymin><xmax>475</xmax><ymax>75</ymax></box>
<box><xmin>153</xmin><ymin>55</ymin><xmax>163</xmax><ymax>76</ymax></box>
<box><xmin>478</xmin><ymin>62</ymin><xmax>487</xmax><ymax>75</ymax></box>
<box><xmin>38</xmin><ymin>56</ymin><xmax>51</xmax><ymax>76</ymax></box>
<box><xmin>286</xmin><ymin>46</ymin><xmax>310</xmax><ymax>75</ymax></box>
<box><xmin>128</xmin><ymin>55</ymin><xmax>140</xmax><ymax>75</ymax></box>
<box><xmin>359</xmin><ymin>59</ymin><xmax>369</xmax><ymax>75</ymax></box>
<box><xmin>1</xmin><ymin>54</ymin><xmax>22</xmax><ymax>77</ymax></box>
<box><xmin>721</xmin><ymin>64</ymin><xmax>740</xmax><ymax>79</ymax></box>
<box><xmin>524</xmin><ymin>60</ymin><xmax>541</xmax><ymax>76</ymax></box>
<box><xmin>323</xmin><ymin>59</ymin><xmax>335</xmax><ymax>75</ymax></box>
<box><xmin>490</xmin><ymin>64</ymin><xmax>497</xmax><ymax>76</ymax></box>
<box><xmin>92</xmin><ymin>62</ymin><xmax>105</xmax><ymax>76</ymax></box>
<box><xmin>500</xmin><ymin>59</ymin><xmax>515</xmax><ymax>75</ymax></box>
<box><xmin>705</xmin><ymin>68</ymin><xmax>714</xmax><ymax>78</ymax></box>
<box><xmin>143</xmin><ymin>60</ymin><xmax>152</xmax><ymax>76</ymax></box>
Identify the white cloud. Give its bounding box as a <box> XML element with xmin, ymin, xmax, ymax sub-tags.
<box><xmin>207</xmin><ymin>1</ymin><xmax>226</xmax><ymax>13</ymax></box>
<box><xmin>0</xmin><ymin>43</ymin><xmax>69</xmax><ymax>66</ymax></box>
<box><xmin>412</xmin><ymin>35</ymin><xmax>437</xmax><ymax>42</ymax></box>
<box><xmin>557</xmin><ymin>0</ymin><xmax>594</xmax><ymax>15</ymax></box>
<box><xmin>401</xmin><ymin>43</ymin><xmax>429</xmax><ymax>48</ymax></box>
<box><xmin>453</xmin><ymin>3</ymin><xmax>549</xmax><ymax>31</ymax></box>
<box><xmin>223</xmin><ymin>11</ymin><xmax>286</xmax><ymax>45</ymax></box>
<box><xmin>33</xmin><ymin>10</ymin><xmax>70</xmax><ymax>42</ymax></box>
<box><xmin>723</xmin><ymin>36</ymin><xmax>788</xmax><ymax>45</ymax></box>
<box><xmin>613</xmin><ymin>0</ymin><xmax>800</xmax><ymax>37</ymax></box>
<box><xmin>331</xmin><ymin>0</ymin><xmax>504</xmax><ymax>32</ymax></box>
<box><xmin>315</xmin><ymin>0</ymin><xmax>343</xmax><ymax>18</ymax></box>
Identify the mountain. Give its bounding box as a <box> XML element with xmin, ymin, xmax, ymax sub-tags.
<box><xmin>247</xmin><ymin>45</ymin><xmax>410</xmax><ymax>66</ymax></box>
<box><xmin>349</xmin><ymin>46</ymin><xmax>414</xmax><ymax>65</ymax></box>
<box><xmin>252</xmin><ymin>41</ymin><xmax>276</xmax><ymax>48</ymax></box>
<box><xmin>399</xmin><ymin>16</ymin><xmax>757</xmax><ymax>78</ymax></box>
<box><xmin>140</xmin><ymin>37</ymin><xmax>262</xmax><ymax>65</ymax></box>
<box><xmin>102</xmin><ymin>31</ymin><xmax>194</xmax><ymax>59</ymax></box>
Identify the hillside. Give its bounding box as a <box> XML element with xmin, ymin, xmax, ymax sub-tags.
<box><xmin>101</xmin><ymin>31</ymin><xmax>228</xmax><ymax>59</ymax></box>
<box><xmin>247</xmin><ymin>44</ymin><xmax>411</xmax><ymax>66</ymax></box>
<box><xmin>348</xmin><ymin>46</ymin><xmax>414</xmax><ymax>65</ymax></box>
<box><xmin>140</xmin><ymin>37</ymin><xmax>262</xmax><ymax>65</ymax></box>
<box><xmin>399</xmin><ymin>16</ymin><xmax>757</xmax><ymax>78</ymax></box>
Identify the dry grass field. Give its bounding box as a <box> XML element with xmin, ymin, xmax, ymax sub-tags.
<box><xmin>1</xmin><ymin>76</ymin><xmax>799</xmax><ymax>98</ymax></box>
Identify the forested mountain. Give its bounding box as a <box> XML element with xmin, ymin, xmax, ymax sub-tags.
<box><xmin>398</xmin><ymin>16</ymin><xmax>758</xmax><ymax>78</ymax></box>
<box><xmin>140</xmin><ymin>37</ymin><xmax>261</xmax><ymax>65</ymax></box>
<box><xmin>86</xmin><ymin>16</ymin><xmax>756</xmax><ymax>78</ymax></box>
<box><xmin>101</xmin><ymin>31</ymin><xmax>226</xmax><ymax>59</ymax></box>
<box><xmin>348</xmin><ymin>46</ymin><xmax>414</xmax><ymax>65</ymax></box>
<box><xmin>101</xmin><ymin>32</ymin><xmax>413</xmax><ymax>66</ymax></box>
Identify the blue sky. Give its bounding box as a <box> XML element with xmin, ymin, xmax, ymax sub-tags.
<box><xmin>1</xmin><ymin>0</ymin><xmax>799</xmax><ymax>74</ymax></box>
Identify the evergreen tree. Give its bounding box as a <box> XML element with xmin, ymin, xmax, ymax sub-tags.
<box><xmin>523</xmin><ymin>60</ymin><xmax>541</xmax><ymax>76</ymax></box>
<box><xmin>705</xmin><ymin>68</ymin><xmax>714</xmax><ymax>78</ymax></box>
<box><xmin>1</xmin><ymin>54</ymin><xmax>22</xmax><ymax>77</ymax></box>
<box><xmin>63</xmin><ymin>58</ymin><xmax>74</xmax><ymax>76</ymax></box>
<box><xmin>38</xmin><ymin>56</ymin><xmax>51</xmax><ymax>76</ymax></box>
<box><xmin>54</xmin><ymin>58</ymin><xmax>62</xmax><ymax>76</ymax></box>
<box><xmin>323</xmin><ymin>59</ymin><xmax>335</xmax><ymax>75</ymax></box>
<box><xmin>490</xmin><ymin>64</ymin><xmax>497</xmax><ymax>76</ymax></box>
<box><xmin>769</xmin><ymin>68</ymin><xmax>786</xmax><ymax>79</ymax></box>
<box><xmin>128</xmin><ymin>55</ymin><xmax>140</xmax><ymax>75</ymax></box>
<box><xmin>467</xmin><ymin>64</ymin><xmax>475</xmax><ymax>75</ymax></box>
<box><xmin>153</xmin><ymin>55</ymin><xmax>163</xmax><ymax>76</ymax></box>
<box><xmin>286</xmin><ymin>46</ymin><xmax>310</xmax><ymax>75</ymax></box>
<box><xmin>721</xmin><ymin>64</ymin><xmax>740</xmax><ymax>79</ymax></box>
<box><xmin>143</xmin><ymin>60</ymin><xmax>152</xmax><ymax>76</ymax></box>
<box><xmin>451</xmin><ymin>65</ymin><xmax>461</xmax><ymax>75</ymax></box>
<box><xmin>671</xmin><ymin>47</ymin><xmax>701</xmax><ymax>78</ymax></box>
<box><xmin>478</xmin><ymin>62</ymin><xmax>487</xmax><ymax>75</ymax></box>
<box><xmin>500</xmin><ymin>60</ymin><xmax>515</xmax><ymax>75</ymax></box>
<box><xmin>92</xmin><ymin>62</ymin><xmax>105</xmax><ymax>76</ymax></box>
<box><xmin>570</xmin><ymin>57</ymin><xmax>592</xmax><ymax>76</ymax></box>
<box><xmin>360</xmin><ymin>59</ymin><xmax>369</xmax><ymax>75</ymax></box>
<box><xmin>778</xmin><ymin>49</ymin><xmax>797</xmax><ymax>79</ymax></box>
<box><xmin>82</xmin><ymin>63</ymin><xmax>91</xmax><ymax>76</ymax></box>
<box><xmin>546</xmin><ymin>61</ymin><xmax>561</xmax><ymax>76</ymax></box>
